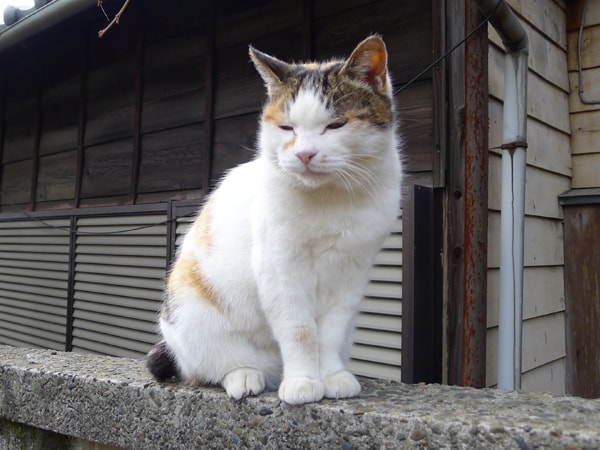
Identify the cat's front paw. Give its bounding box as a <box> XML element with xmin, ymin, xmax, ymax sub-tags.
<box><xmin>221</xmin><ymin>368</ymin><xmax>266</xmax><ymax>400</ymax></box>
<box><xmin>323</xmin><ymin>370</ymin><xmax>361</xmax><ymax>399</ymax></box>
<box><xmin>278</xmin><ymin>377</ymin><xmax>325</xmax><ymax>405</ymax></box>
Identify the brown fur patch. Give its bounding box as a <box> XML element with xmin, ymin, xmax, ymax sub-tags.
<box><xmin>294</xmin><ymin>326</ymin><xmax>318</xmax><ymax>356</ymax></box>
<box><xmin>187</xmin><ymin>376</ymin><xmax>206</xmax><ymax>386</ymax></box>
<box><xmin>169</xmin><ymin>257</ymin><xmax>225</xmax><ymax>315</ymax></box>
<box><xmin>262</xmin><ymin>97</ymin><xmax>286</xmax><ymax>124</ymax></box>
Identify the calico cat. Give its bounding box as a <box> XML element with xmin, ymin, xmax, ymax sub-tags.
<box><xmin>147</xmin><ymin>35</ymin><xmax>402</xmax><ymax>405</ymax></box>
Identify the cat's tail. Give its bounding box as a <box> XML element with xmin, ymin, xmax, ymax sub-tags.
<box><xmin>146</xmin><ymin>340</ymin><xmax>179</xmax><ymax>381</ymax></box>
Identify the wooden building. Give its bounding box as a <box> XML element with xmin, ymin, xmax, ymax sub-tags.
<box><xmin>0</xmin><ymin>0</ymin><xmax>597</xmax><ymax>396</ymax></box>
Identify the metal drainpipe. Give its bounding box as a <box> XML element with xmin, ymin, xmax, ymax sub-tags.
<box><xmin>475</xmin><ymin>0</ymin><xmax>529</xmax><ymax>390</ymax></box>
<box><xmin>0</xmin><ymin>0</ymin><xmax>98</xmax><ymax>54</ymax></box>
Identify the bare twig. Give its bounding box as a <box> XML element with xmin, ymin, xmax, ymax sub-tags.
<box><xmin>98</xmin><ymin>0</ymin><xmax>131</xmax><ymax>38</ymax></box>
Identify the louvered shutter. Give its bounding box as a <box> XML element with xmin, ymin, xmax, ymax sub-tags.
<box><xmin>71</xmin><ymin>215</ymin><xmax>167</xmax><ymax>358</ymax></box>
<box><xmin>349</xmin><ymin>217</ymin><xmax>402</xmax><ymax>381</ymax></box>
<box><xmin>0</xmin><ymin>219</ymin><xmax>70</xmax><ymax>350</ymax></box>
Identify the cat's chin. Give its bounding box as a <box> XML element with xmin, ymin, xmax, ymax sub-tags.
<box><xmin>290</xmin><ymin>170</ymin><xmax>334</xmax><ymax>189</ymax></box>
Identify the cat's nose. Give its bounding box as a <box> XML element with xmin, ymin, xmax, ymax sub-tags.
<box><xmin>295</xmin><ymin>150</ymin><xmax>316</xmax><ymax>165</ymax></box>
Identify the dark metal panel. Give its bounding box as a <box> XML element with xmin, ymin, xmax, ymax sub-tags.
<box><xmin>402</xmin><ymin>185</ymin><xmax>443</xmax><ymax>384</ymax></box>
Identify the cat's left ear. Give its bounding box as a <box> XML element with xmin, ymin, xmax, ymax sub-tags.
<box><xmin>341</xmin><ymin>35</ymin><xmax>390</xmax><ymax>95</ymax></box>
<box><xmin>249</xmin><ymin>46</ymin><xmax>292</xmax><ymax>96</ymax></box>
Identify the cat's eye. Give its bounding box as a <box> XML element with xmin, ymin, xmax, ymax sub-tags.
<box><xmin>278</xmin><ymin>125</ymin><xmax>294</xmax><ymax>132</ymax></box>
<box><xmin>325</xmin><ymin>121</ymin><xmax>347</xmax><ymax>131</ymax></box>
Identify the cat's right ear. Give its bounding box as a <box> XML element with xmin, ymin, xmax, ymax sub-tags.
<box><xmin>249</xmin><ymin>46</ymin><xmax>291</xmax><ymax>96</ymax></box>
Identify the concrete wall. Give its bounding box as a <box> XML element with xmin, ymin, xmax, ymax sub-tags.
<box><xmin>1</xmin><ymin>346</ymin><xmax>599</xmax><ymax>449</ymax></box>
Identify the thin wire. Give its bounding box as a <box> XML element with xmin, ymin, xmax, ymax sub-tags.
<box><xmin>394</xmin><ymin>0</ymin><xmax>503</xmax><ymax>95</ymax></box>
<box><xmin>0</xmin><ymin>191</ymin><xmax>197</xmax><ymax>235</ymax></box>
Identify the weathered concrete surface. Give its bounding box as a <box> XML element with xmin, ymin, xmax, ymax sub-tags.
<box><xmin>0</xmin><ymin>345</ymin><xmax>599</xmax><ymax>449</ymax></box>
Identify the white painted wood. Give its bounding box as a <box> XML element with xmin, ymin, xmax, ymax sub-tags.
<box><xmin>570</xmin><ymin>110</ymin><xmax>600</xmax><ymax>155</ymax></box>
<box><xmin>488</xmin><ymin>213</ymin><xmax>565</xmax><ymax>269</ymax></box>
<box><xmin>505</xmin><ymin>0</ymin><xmax>567</xmax><ymax>49</ymax></box>
<box><xmin>521</xmin><ymin>312</ymin><xmax>566</xmax><ymax>373</ymax></box>
<box><xmin>487</xmin><ymin>266</ymin><xmax>566</xmax><ymax>328</ymax></box>
<box><xmin>572</xmin><ymin>153</ymin><xmax>600</xmax><ymax>187</ymax></box>
<box><xmin>567</xmin><ymin>27</ymin><xmax>600</xmax><ymax>71</ymax></box>
<box><xmin>521</xmin><ymin>358</ymin><xmax>566</xmax><ymax>394</ymax></box>
<box><xmin>568</xmin><ymin>68</ymin><xmax>600</xmax><ymax>113</ymax></box>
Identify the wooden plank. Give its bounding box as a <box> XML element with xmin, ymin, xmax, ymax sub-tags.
<box><xmin>567</xmin><ymin>26</ymin><xmax>600</xmax><ymax>71</ymax></box>
<box><xmin>314</xmin><ymin>0</ymin><xmax>432</xmax><ymax>84</ymax></box>
<box><xmin>2</xmin><ymin>95</ymin><xmax>36</xmax><ymax>164</ymax></box>
<box><xmin>39</xmin><ymin>80</ymin><xmax>80</xmax><ymax>156</ymax></box>
<box><xmin>80</xmin><ymin>139</ymin><xmax>133</xmax><ymax>199</ymax></box>
<box><xmin>570</xmin><ymin>110</ymin><xmax>600</xmax><ymax>154</ymax></box>
<box><xmin>36</xmin><ymin>150</ymin><xmax>77</xmax><ymax>203</ymax></box>
<box><xmin>0</xmin><ymin>160</ymin><xmax>32</xmax><ymax>205</ymax></box>
<box><xmin>572</xmin><ymin>153</ymin><xmax>600</xmax><ymax>188</ymax></box>
<box><xmin>139</xmin><ymin>125</ymin><xmax>204</xmax><ymax>194</ymax></box>
<box><xmin>568</xmin><ymin>68</ymin><xmax>600</xmax><ymax>113</ymax></box>
<box><xmin>521</xmin><ymin>358</ymin><xmax>566</xmax><ymax>395</ymax></box>
<box><xmin>85</xmin><ymin>55</ymin><xmax>135</xmax><ymax>146</ymax></box>
<box><xmin>505</xmin><ymin>0</ymin><xmax>567</xmax><ymax>50</ymax></box>
<box><xmin>487</xmin><ymin>266</ymin><xmax>566</xmax><ymax>328</ymax></box>
<box><xmin>563</xmin><ymin>204</ymin><xmax>600</xmax><ymax>398</ymax></box>
<box><xmin>490</xmin><ymin>20</ymin><xmax>568</xmax><ymax>91</ymax></box>
<box><xmin>216</xmin><ymin>0</ymin><xmax>303</xmax><ymax>49</ymax></box>
<box><xmin>521</xmin><ymin>312</ymin><xmax>566</xmax><ymax>373</ymax></box>
<box><xmin>487</xmin><ymin>213</ymin><xmax>564</xmax><ymax>269</ymax></box>
<box><xmin>142</xmin><ymin>32</ymin><xmax>206</xmax><ymax>134</ymax></box>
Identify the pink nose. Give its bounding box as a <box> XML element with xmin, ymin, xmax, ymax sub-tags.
<box><xmin>296</xmin><ymin>151</ymin><xmax>316</xmax><ymax>165</ymax></box>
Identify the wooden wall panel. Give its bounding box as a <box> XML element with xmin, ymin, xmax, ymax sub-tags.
<box><xmin>81</xmin><ymin>139</ymin><xmax>133</xmax><ymax>199</ymax></box>
<box><xmin>142</xmin><ymin>33</ymin><xmax>206</xmax><ymax>134</ymax></box>
<box><xmin>36</xmin><ymin>150</ymin><xmax>77</xmax><ymax>203</ymax></box>
<box><xmin>139</xmin><ymin>125</ymin><xmax>204</xmax><ymax>194</ymax></box>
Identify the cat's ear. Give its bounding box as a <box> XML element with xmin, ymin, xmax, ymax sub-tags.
<box><xmin>341</xmin><ymin>35</ymin><xmax>389</xmax><ymax>95</ymax></box>
<box><xmin>249</xmin><ymin>46</ymin><xmax>292</xmax><ymax>96</ymax></box>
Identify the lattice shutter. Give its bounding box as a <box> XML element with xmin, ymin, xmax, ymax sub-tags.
<box><xmin>0</xmin><ymin>219</ymin><xmax>70</xmax><ymax>350</ymax></box>
<box><xmin>349</xmin><ymin>217</ymin><xmax>402</xmax><ymax>381</ymax></box>
<box><xmin>71</xmin><ymin>215</ymin><xmax>167</xmax><ymax>358</ymax></box>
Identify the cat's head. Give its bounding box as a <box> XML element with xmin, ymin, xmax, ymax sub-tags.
<box><xmin>250</xmin><ymin>35</ymin><xmax>397</xmax><ymax>190</ymax></box>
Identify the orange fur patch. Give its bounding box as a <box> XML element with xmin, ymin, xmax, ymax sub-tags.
<box><xmin>169</xmin><ymin>257</ymin><xmax>225</xmax><ymax>315</ymax></box>
<box><xmin>262</xmin><ymin>98</ymin><xmax>286</xmax><ymax>124</ymax></box>
<box><xmin>283</xmin><ymin>135</ymin><xmax>297</xmax><ymax>150</ymax></box>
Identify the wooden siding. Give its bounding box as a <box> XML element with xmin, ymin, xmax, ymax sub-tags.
<box><xmin>486</xmin><ymin>0</ymin><xmax>571</xmax><ymax>394</ymax></box>
<box><xmin>567</xmin><ymin>0</ymin><xmax>600</xmax><ymax>188</ymax></box>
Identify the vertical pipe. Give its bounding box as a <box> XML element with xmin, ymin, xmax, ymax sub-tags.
<box><xmin>461</xmin><ymin>0</ymin><xmax>489</xmax><ymax>388</ymax></box>
<box><xmin>497</xmin><ymin>50</ymin><xmax>528</xmax><ymax>390</ymax></box>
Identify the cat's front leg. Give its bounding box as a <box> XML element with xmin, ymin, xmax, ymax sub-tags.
<box><xmin>256</xmin><ymin>284</ymin><xmax>325</xmax><ymax>404</ymax></box>
<box><xmin>317</xmin><ymin>287</ymin><xmax>365</xmax><ymax>400</ymax></box>
<box><xmin>274</xmin><ymin>322</ymin><xmax>325</xmax><ymax>405</ymax></box>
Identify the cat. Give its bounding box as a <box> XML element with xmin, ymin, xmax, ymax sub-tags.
<box><xmin>147</xmin><ymin>35</ymin><xmax>402</xmax><ymax>405</ymax></box>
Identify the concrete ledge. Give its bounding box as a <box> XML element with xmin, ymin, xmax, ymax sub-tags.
<box><xmin>1</xmin><ymin>346</ymin><xmax>600</xmax><ymax>449</ymax></box>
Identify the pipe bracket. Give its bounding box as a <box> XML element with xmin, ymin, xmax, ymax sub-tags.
<box><xmin>500</xmin><ymin>141</ymin><xmax>528</xmax><ymax>150</ymax></box>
